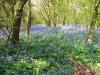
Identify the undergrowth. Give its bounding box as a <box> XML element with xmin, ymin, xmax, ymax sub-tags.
<box><xmin>0</xmin><ymin>31</ymin><xmax>100</xmax><ymax>75</ymax></box>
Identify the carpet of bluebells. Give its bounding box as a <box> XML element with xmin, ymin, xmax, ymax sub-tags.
<box><xmin>0</xmin><ymin>25</ymin><xmax>100</xmax><ymax>75</ymax></box>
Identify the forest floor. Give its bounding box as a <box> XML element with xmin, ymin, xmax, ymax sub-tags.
<box><xmin>0</xmin><ymin>25</ymin><xmax>100</xmax><ymax>75</ymax></box>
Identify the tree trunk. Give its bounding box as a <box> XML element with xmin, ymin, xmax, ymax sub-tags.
<box><xmin>53</xmin><ymin>19</ymin><xmax>56</xmax><ymax>27</ymax></box>
<box><xmin>86</xmin><ymin>0</ymin><xmax>100</xmax><ymax>43</ymax></box>
<box><xmin>53</xmin><ymin>12</ymin><xmax>57</xmax><ymax>27</ymax></box>
<box><xmin>12</xmin><ymin>0</ymin><xmax>28</xmax><ymax>45</ymax></box>
<box><xmin>48</xmin><ymin>19</ymin><xmax>51</xmax><ymax>27</ymax></box>
<box><xmin>63</xmin><ymin>16</ymin><xmax>66</xmax><ymax>26</ymax></box>
<box><xmin>26</xmin><ymin>0</ymin><xmax>32</xmax><ymax>36</ymax></box>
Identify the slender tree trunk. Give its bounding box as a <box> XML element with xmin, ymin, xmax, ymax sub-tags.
<box><xmin>26</xmin><ymin>0</ymin><xmax>32</xmax><ymax>36</ymax></box>
<box><xmin>53</xmin><ymin>18</ymin><xmax>56</xmax><ymax>27</ymax></box>
<box><xmin>47</xmin><ymin>0</ymin><xmax>51</xmax><ymax>27</ymax></box>
<box><xmin>86</xmin><ymin>0</ymin><xmax>100</xmax><ymax>43</ymax></box>
<box><xmin>48</xmin><ymin>19</ymin><xmax>51</xmax><ymax>27</ymax></box>
<box><xmin>63</xmin><ymin>16</ymin><xmax>66</xmax><ymax>26</ymax></box>
<box><xmin>54</xmin><ymin>21</ymin><xmax>56</xmax><ymax>27</ymax></box>
<box><xmin>53</xmin><ymin>12</ymin><xmax>57</xmax><ymax>27</ymax></box>
<box><xmin>12</xmin><ymin>0</ymin><xmax>28</xmax><ymax>45</ymax></box>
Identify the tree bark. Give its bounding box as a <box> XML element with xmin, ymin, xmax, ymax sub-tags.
<box><xmin>86</xmin><ymin>0</ymin><xmax>100</xmax><ymax>43</ymax></box>
<box><xmin>63</xmin><ymin>16</ymin><xmax>66</xmax><ymax>26</ymax></box>
<box><xmin>48</xmin><ymin>19</ymin><xmax>51</xmax><ymax>27</ymax></box>
<box><xmin>27</xmin><ymin>0</ymin><xmax>32</xmax><ymax>36</ymax></box>
<box><xmin>12</xmin><ymin>0</ymin><xmax>28</xmax><ymax>45</ymax></box>
<box><xmin>53</xmin><ymin>11</ymin><xmax>57</xmax><ymax>27</ymax></box>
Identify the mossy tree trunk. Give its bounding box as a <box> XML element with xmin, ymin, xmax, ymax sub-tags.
<box><xmin>86</xmin><ymin>0</ymin><xmax>100</xmax><ymax>43</ymax></box>
<box><xmin>12</xmin><ymin>0</ymin><xmax>28</xmax><ymax>45</ymax></box>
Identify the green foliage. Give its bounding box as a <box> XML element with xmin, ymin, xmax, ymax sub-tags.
<box><xmin>33</xmin><ymin>59</ymin><xmax>50</xmax><ymax>71</ymax></box>
<box><xmin>0</xmin><ymin>31</ymin><xmax>100</xmax><ymax>75</ymax></box>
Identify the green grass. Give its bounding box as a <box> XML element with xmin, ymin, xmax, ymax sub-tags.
<box><xmin>0</xmin><ymin>31</ymin><xmax>100</xmax><ymax>75</ymax></box>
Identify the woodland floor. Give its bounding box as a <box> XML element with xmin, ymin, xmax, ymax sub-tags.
<box><xmin>0</xmin><ymin>24</ymin><xmax>100</xmax><ymax>75</ymax></box>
